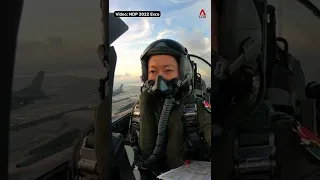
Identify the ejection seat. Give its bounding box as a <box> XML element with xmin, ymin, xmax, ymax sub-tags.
<box><xmin>125</xmin><ymin>100</ymin><xmax>140</xmax><ymax>147</ymax></box>
<box><xmin>194</xmin><ymin>73</ymin><xmax>211</xmax><ymax>103</ymax></box>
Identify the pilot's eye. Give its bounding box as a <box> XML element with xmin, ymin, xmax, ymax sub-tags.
<box><xmin>149</xmin><ymin>70</ymin><xmax>156</xmax><ymax>74</ymax></box>
<box><xmin>165</xmin><ymin>70</ymin><xmax>172</xmax><ymax>73</ymax></box>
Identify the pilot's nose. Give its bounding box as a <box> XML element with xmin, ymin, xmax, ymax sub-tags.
<box><xmin>157</xmin><ymin>71</ymin><xmax>165</xmax><ymax>77</ymax></box>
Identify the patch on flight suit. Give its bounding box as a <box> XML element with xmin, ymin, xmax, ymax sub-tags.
<box><xmin>294</xmin><ymin>123</ymin><xmax>320</xmax><ymax>161</ymax></box>
<box><xmin>202</xmin><ymin>100</ymin><xmax>211</xmax><ymax>113</ymax></box>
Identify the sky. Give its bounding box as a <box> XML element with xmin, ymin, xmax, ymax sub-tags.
<box><xmin>13</xmin><ymin>0</ymin><xmax>320</xmax><ymax>86</ymax></box>
<box><xmin>14</xmin><ymin>0</ymin><xmax>211</xmax><ymax>87</ymax></box>
<box><xmin>109</xmin><ymin>0</ymin><xmax>211</xmax><ymax>86</ymax></box>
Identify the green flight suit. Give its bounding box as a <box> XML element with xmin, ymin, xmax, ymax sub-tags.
<box><xmin>138</xmin><ymin>91</ymin><xmax>211</xmax><ymax>170</ymax></box>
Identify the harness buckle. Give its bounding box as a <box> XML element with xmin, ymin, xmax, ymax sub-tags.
<box><xmin>183</xmin><ymin>103</ymin><xmax>198</xmax><ymax>126</ymax></box>
<box><xmin>233</xmin><ymin>133</ymin><xmax>277</xmax><ymax>180</ymax></box>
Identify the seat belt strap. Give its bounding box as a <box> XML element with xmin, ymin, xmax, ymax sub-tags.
<box><xmin>182</xmin><ymin>101</ymin><xmax>210</xmax><ymax>160</ymax></box>
<box><xmin>233</xmin><ymin>133</ymin><xmax>277</xmax><ymax>180</ymax></box>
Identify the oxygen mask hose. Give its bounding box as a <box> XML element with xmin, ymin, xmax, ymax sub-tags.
<box><xmin>134</xmin><ymin>97</ymin><xmax>175</xmax><ymax>167</ymax></box>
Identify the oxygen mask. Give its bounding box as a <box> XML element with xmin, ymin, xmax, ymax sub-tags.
<box><xmin>142</xmin><ymin>75</ymin><xmax>179</xmax><ymax>98</ymax></box>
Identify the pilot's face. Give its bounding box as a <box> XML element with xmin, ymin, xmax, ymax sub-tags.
<box><xmin>148</xmin><ymin>55</ymin><xmax>179</xmax><ymax>81</ymax></box>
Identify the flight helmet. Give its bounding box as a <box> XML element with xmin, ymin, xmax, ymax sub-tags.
<box><xmin>140</xmin><ymin>39</ymin><xmax>193</xmax><ymax>90</ymax></box>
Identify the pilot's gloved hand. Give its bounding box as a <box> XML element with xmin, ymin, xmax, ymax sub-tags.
<box><xmin>139</xmin><ymin>85</ymin><xmax>158</xmax><ymax>159</ymax></box>
<box><xmin>140</xmin><ymin>81</ymin><xmax>157</xmax><ymax>104</ymax></box>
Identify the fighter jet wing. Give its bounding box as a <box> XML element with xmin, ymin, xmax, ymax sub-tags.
<box><xmin>9</xmin><ymin>95</ymin><xmax>139</xmax><ymax>180</ymax></box>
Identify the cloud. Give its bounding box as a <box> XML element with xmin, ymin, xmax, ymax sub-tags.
<box><xmin>110</xmin><ymin>0</ymin><xmax>202</xmax><ymax>13</ymax></box>
<box><xmin>15</xmin><ymin>0</ymin><xmax>211</xmax><ymax>84</ymax></box>
<box><xmin>109</xmin><ymin>0</ymin><xmax>211</xmax><ymax>86</ymax></box>
<box><xmin>165</xmin><ymin>16</ymin><xmax>175</xmax><ymax>25</ymax></box>
<box><xmin>114</xmin><ymin>73</ymin><xmax>141</xmax><ymax>86</ymax></box>
<box><xmin>115</xmin><ymin>73</ymin><xmax>131</xmax><ymax>78</ymax></box>
<box><xmin>170</xmin><ymin>0</ymin><xmax>196</xmax><ymax>3</ymax></box>
<box><xmin>154</xmin><ymin>28</ymin><xmax>211</xmax><ymax>62</ymax></box>
<box><xmin>178</xmin><ymin>30</ymin><xmax>211</xmax><ymax>58</ymax></box>
<box><xmin>156</xmin><ymin>29</ymin><xmax>176</xmax><ymax>39</ymax></box>
<box><xmin>114</xmin><ymin>18</ymin><xmax>154</xmax><ymax>43</ymax></box>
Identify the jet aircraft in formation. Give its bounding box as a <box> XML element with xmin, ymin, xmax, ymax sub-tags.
<box><xmin>113</xmin><ymin>84</ymin><xmax>124</xmax><ymax>96</ymax></box>
<box><xmin>11</xmin><ymin>71</ymin><xmax>52</xmax><ymax>110</ymax></box>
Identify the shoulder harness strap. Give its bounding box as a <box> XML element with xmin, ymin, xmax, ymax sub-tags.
<box><xmin>182</xmin><ymin>97</ymin><xmax>210</xmax><ymax>160</ymax></box>
<box><xmin>128</xmin><ymin>101</ymin><xmax>140</xmax><ymax>146</ymax></box>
